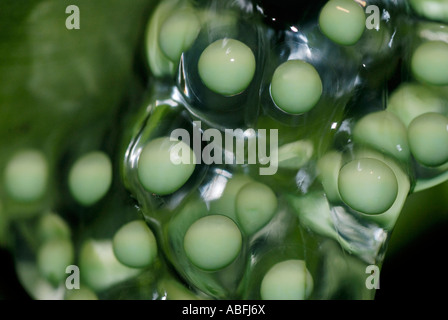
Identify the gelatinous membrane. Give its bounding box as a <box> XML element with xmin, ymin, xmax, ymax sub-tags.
<box><xmin>9</xmin><ymin>0</ymin><xmax>448</xmax><ymax>301</ymax></box>
<box><xmin>177</xmin><ymin>7</ymin><xmax>266</xmax><ymax>130</ymax></box>
<box><xmin>117</xmin><ymin>0</ymin><xmax>448</xmax><ymax>300</ymax></box>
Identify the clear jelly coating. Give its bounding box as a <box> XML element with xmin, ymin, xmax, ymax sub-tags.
<box><xmin>7</xmin><ymin>0</ymin><xmax>448</xmax><ymax>301</ymax></box>
<box><xmin>118</xmin><ymin>0</ymin><xmax>448</xmax><ymax>300</ymax></box>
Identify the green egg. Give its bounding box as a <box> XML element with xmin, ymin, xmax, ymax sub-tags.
<box><xmin>184</xmin><ymin>215</ymin><xmax>242</xmax><ymax>271</ymax></box>
<box><xmin>387</xmin><ymin>82</ymin><xmax>447</xmax><ymax>127</ymax></box>
<box><xmin>408</xmin><ymin>112</ymin><xmax>448</xmax><ymax>167</ymax></box>
<box><xmin>338</xmin><ymin>158</ymin><xmax>398</xmax><ymax>214</ymax></box>
<box><xmin>318</xmin><ymin>0</ymin><xmax>366</xmax><ymax>46</ymax></box>
<box><xmin>353</xmin><ymin>111</ymin><xmax>410</xmax><ymax>161</ymax></box>
<box><xmin>37</xmin><ymin>212</ymin><xmax>71</xmax><ymax>244</ymax></box>
<box><xmin>4</xmin><ymin>149</ymin><xmax>48</xmax><ymax>203</ymax></box>
<box><xmin>68</xmin><ymin>151</ymin><xmax>112</xmax><ymax>206</ymax></box>
<box><xmin>79</xmin><ymin>239</ymin><xmax>141</xmax><ymax>292</ymax></box>
<box><xmin>235</xmin><ymin>182</ymin><xmax>278</xmax><ymax>235</ymax></box>
<box><xmin>209</xmin><ymin>174</ymin><xmax>252</xmax><ymax>221</ymax></box>
<box><xmin>198</xmin><ymin>38</ymin><xmax>256</xmax><ymax>96</ymax></box>
<box><xmin>37</xmin><ymin>238</ymin><xmax>74</xmax><ymax>286</ymax></box>
<box><xmin>409</xmin><ymin>0</ymin><xmax>448</xmax><ymax>23</ymax></box>
<box><xmin>159</xmin><ymin>9</ymin><xmax>200</xmax><ymax>62</ymax></box>
<box><xmin>270</xmin><ymin>60</ymin><xmax>322</xmax><ymax>114</ymax></box>
<box><xmin>411</xmin><ymin>41</ymin><xmax>448</xmax><ymax>86</ymax></box>
<box><xmin>137</xmin><ymin>137</ymin><xmax>196</xmax><ymax>195</ymax></box>
<box><xmin>276</xmin><ymin>140</ymin><xmax>314</xmax><ymax>169</ymax></box>
<box><xmin>113</xmin><ymin>220</ymin><xmax>158</xmax><ymax>269</ymax></box>
<box><xmin>317</xmin><ymin>150</ymin><xmax>343</xmax><ymax>203</ymax></box>
<box><xmin>260</xmin><ymin>260</ymin><xmax>313</xmax><ymax>300</ymax></box>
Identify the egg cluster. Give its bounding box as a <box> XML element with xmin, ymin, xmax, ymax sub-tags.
<box><xmin>2</xmin><ymin>0</ymin><xmax>448</xmax><ymax>300</ymax></box>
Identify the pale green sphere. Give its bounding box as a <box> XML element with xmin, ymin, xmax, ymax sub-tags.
<box><xmin>316</xmin><ymin>151</ymin><xmax>343</xmax><ymax>203</ymax></box>
<box><xmin>411</xmin><ymin>41</ymin><xmax>448</xmax><ymax>86</ymax></box>
<box><xmin>37</xmin><ymin>238</ymin><xmax>74</xmax><ymax>286</ymax></box>
<box><xmin>68</xmin><ymin>151</ymin><xmax>112</xmax><ymax>206</ymax></box>
<box><xmin>184</xmin><ymin>215</ymin><xmax>242</xmax><ymax>271</ymax></box>
<box><xmin>198</xmin><ymin>38</ymin><xmax>256</xmax><ymax>96</ymax></box>
<box><xmin>137</xmin><ymin>137</ymin><xmax>196</xmax><ymax>195</ymax></box>
<box><xmin>408</xmin><ymin>112</ymin><xmax>448</xmax><ymax>167</ymax></box>
<box><xmin>338</xmin><ymin>158</ymin><xmax>398</xmax><ymax>214</ymax></box>
<box><xmin>37</xmin><ymin>212</ymin><xmax>71</xmax><ymax>244</ymax></box>
<box><xmin>209</xmin><ymin>174</ymin><xmax>252</xmax><ymax>221</ymax></box>
<box><xmin>353</xmin><ymin>111</ymin><xmax>410</xmax><ymax>161</ymax></box>
<box><xmin>79</xmin><ymin>239</ymin><xmax>141</xmax><ymax>292</ymax></box>
<box><xmin>4</xmin><ymin>149</ymin><xmax>48</xmax><ymax>202</ymax></box>
<box><xmin>409</xmin><ymin>0</ymin><xmax>448</xmax><ymax>23</ymax></box>
<box><xmin>235</xmin><ymin>182</ymin><xmax>278</xmax><ymax>235</ymax></box>
<box><xmin>260</xmin><ymin>260</ymin><xmax>313</xmax><ymax>300</ymax></box>
<box><xmin>159</xmin><ymin>9</ymin><xmax>200</xmax><ymax>62</ymax></box>
<box><xmin>387</xmin><ymin>83</ymin><xmax>446</xmax><ymax>127</ymax></box>
<box><xmin>113</xmin><ymin>220</ymin><xmax>158</xmax><ymax>268</ymax></box>
<box><xmin>318</xmin><ymin>0</ymin><xmax>366</xmax><ymax>46</ymax></box>
<box><xmin>271</xmin><ymin>60</ymin><xmax>322</xmax><ymax>114</ymax></box>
